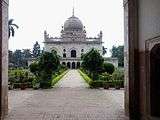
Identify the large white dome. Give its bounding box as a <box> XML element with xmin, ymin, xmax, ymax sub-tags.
<box><xmin>64</xmin><ymin>16</ymin><xmax>83</xmax><ymax>31</ymax></box>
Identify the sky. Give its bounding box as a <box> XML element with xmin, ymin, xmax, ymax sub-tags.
<box><xmin>9</xmin><ymin>0</ymin><xmax>124</xmax><ymax>56</ymax></box>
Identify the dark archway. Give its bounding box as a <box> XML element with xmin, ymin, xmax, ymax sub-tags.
<box><xmin>71</xmin><ymin>50</ymin><xmax>76</xmax><ymax>58</ymax></box>
<box><xmin>72</xmin><ymin>62</ymin><xmax>76</xmax><ymax>69</ymax></box>
<box><xmin>0</xmin><ymin>0</ymin><xmax>149</xmax><ymax>119</ymax></box>
<box><xmin>62</xmin><ymin>62</ymin><xmax>66</xmax><ymax>66</ymax></box>
<box><xmin>63</xmin><ymin>53</ymin><xmax>66</xmax><ymax>58</ymax></box>
<box><xmin>67</xmin><ymin>62</ymin><xmax>71</xmax><ymax>69</ymax></box>
<box><xmin>77</xmin><ymin>62</ymin><xmax>80</xmax><ymax>69</ymax></box>
<box><xmin>150</xmin><ymin>44</ymin><xmax>160</xmax><ymax>117</ymax></box>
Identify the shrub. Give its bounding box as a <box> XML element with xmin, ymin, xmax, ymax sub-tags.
<box><xmin>112</xmin><ymin>69</ymin><xmax>124</xmax><ymax>88</ymax></box>
<box><xmin>112</xmin><ymin>69</ymin><xmax>124</xmax><ymax>81</ymax></box>
<box><xmin>29</xmin><ymin>51</ymin><xmax>60</xmax><ymax>89</ymax></box>
<box><xmin>99</xmin><ymin>72</ymin><xmax>112</xmax><ymax>81</ymax></box>
<box><xmin>113</xmin><ymin>80</ymin><xmax>124</xmax><ymax>89</ymax></box>
<box><xmin>103</xmin><ymin>63</ymin><xmax>115</xmax><ymax>74</ymax></box>
<box><xmin>8</xmin><ymin>69</ymin><xmax>35</xmax><ymax>89</ymax></box>
<box><xmin>81</xmin><ymin>49</ymin><xmax>104</xmax><ymax>80</ymax></box>
<box><xmin>32</xmin><ymin>79</ymin><xmax>40</xmax><ymax>89</ymax></box>
<box><xmin>89</xmin><ymin>81</ymin><xmax>104</xmax><ymax>88</ymax></box>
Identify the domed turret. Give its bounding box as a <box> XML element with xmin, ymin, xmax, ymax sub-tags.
<box><xmin>64</xmin><ymin>16</ymin><xmax>83</xmax><ymax>31</ymax></box>
<box><xmin>64</xmin><ymin>9</ymin><xmax>83</xmax><ymax>32</ymax></box>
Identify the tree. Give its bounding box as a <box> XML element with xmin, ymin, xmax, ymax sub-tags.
<box><xmin>22</xmin><ymin>49</ymin><xmax>32</xmax><ymax>59</ymax></box>
<box><xmin>81</xmin><ymin>49</ymin><xmax>104</xmax><ymax>80</ymax></box>
<box><xmin>32</xmin><ymin>41</ymin><xmax>41</xmax><ymax>58</ymax></box>
<box><xmin>13</xmin><ymin>50</ymin><xmax>23</xmax><ymax>67</ymax></box>
<box><xmin>29</xmin><ymin>51</ymin><xmax>60</xmax><ymax>88</ymax></box>
<box><xmin>8</xmin><ymin>19</ymin><xmax>19</xmax><ymax>38</ymax></box>
<box><xmin>111</xmin><ymin>45</ymin><xmax>124</xmax><ymax>67</ymax></box>
<box><xmin>39</xmin><ymin>51</ymin><xmax>60</xmax><ymax>73</ymax></box>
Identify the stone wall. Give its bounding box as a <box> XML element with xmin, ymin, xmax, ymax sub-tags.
<box><xmin>138</xmin><ymin>0</ymin><xmax>160</xmax><ymax>119</ymax></box>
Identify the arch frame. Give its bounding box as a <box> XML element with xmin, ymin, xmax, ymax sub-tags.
<box><xmin>145</xmin><ymin>36</ymin><xmax>160</xmax><ymax>118</ymax></box>
<box><xmin>0</xmin><ymin>0</ymin><xmax>147</xmax><ymax>119</ymax></box>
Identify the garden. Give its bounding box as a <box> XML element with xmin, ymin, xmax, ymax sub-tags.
<box><xmin>79</xmin><ymin>49</ymin><xmax>124</xmax><ymax>89</ymax></box>
<box><xmin>8</xmin><ymin>50</ymin><xmax>68</xmax><ymax>90</ymax></box>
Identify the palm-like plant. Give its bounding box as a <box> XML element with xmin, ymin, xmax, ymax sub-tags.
<box><xmin>8</xmin><ymin>19</ymin><xmax>19</xmax><ymax>38</ymax></box>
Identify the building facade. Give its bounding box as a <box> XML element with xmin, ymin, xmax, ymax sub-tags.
<box><xmin>44</xmin><ymin>12</ymin><xmax>103</xmax><ymax>69</ymax></box>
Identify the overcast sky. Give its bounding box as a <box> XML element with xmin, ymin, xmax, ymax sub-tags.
<box><xmin>9</xmin><ymin>0</ymin><xmax>124</xmax><ymax>56</ymax></box>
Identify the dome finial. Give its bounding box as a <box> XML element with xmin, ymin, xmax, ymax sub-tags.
<box><xmin>72</xmin><ymin>7</ymin><xmax>75</xmax><ymax>16</ymax></box>
<box><xmin>72</xmin><ymin>0</ymin><xmax>75</xmax><ymax>16</ymax></box>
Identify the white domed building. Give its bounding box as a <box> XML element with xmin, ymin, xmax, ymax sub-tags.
<box><xmin>44</xmin><ymin>11</ymin><xmax>104</xmax><ymax>69</ymax></box>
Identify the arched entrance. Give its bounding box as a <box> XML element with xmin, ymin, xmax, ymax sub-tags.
<box><xmin>77</xmin><ymin>62</ymin><xmax>80</xmax><ymax>69</ymax></box>
<box><xmin>62</xmin><ymin>62</ymin><xmax>66</xmax><ymax>66</ymax></box>
<box><xmin>72</xmin><ymin>62</ymin><xmax>76</xmax><ymax>69</ymax></box>
<box><xmin>67</xmin><ymin>62</ymin><xmax>71</xmax><ymax>69</ymax></box>
<box><xmin>1</xmin><ymin>0</ymin><xmax>153</xmax><ymax>119</ymax></box>
<box><xmin>150</xmin><ymin>44</ymin><xmax>160</xmax><ymax>117</ymax></box>
<box><xmin>71</xmin><ymin>50</ymin><xmax>76</xmax><ymax>58</ymax></box>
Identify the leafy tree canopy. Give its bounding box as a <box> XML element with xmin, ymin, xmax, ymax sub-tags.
<box><xmin>32</xmin><ymin>41</ymin><xmax>41</xmax><ymax>58</ymax></box>
<box><xmin>111</xmin><ymin>45</ymin><xmax>124</xmax><ymax>67</ymax></box>
<box><xmin>81</xmin><ymin>49</ymin><xmax>104</xmax><ymax>74</ymax></box>
<box><xmin>8</xmin><ymin>19</ymin><xmax>19</xmax><ymax>38</ymax></box>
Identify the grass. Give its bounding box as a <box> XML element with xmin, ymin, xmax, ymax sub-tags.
<box><xmin>78</xmin><ymin>69</ymin><xmax>92</xmax><ymax>85</ymax></box>
<box><xmin>51</xmin><ymin>70</ymin><xmax>69</xmax><ymax>86</ymax></box>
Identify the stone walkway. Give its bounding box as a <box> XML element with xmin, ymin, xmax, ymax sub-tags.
<box><xmin>55</xmin><ymin>70</ymin><xmax>88</xmax><ymax>88</ymax></box>
<box><xmin>5</xmin><ymin>70</ymin><xmax>126</xmax><ymax>120</ymax></box>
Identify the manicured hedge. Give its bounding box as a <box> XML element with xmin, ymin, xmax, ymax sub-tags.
<box><xmin>78</xmin><ymin>70</ymin><xmax>92</xmax><ymax>84</ymax></box>
<box><xmin>79</xmin><ymin>70</ymin><xmax>124</xmax><ymax>89</ymax></box>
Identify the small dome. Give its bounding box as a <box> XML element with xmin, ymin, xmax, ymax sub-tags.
<box><xmin>64</xmin><ymin>16</ymin><xmax>83</xmax><ymax>31</ymax></box>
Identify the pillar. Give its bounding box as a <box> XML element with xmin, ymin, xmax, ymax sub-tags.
<box><xmin>124</xmin><ymin>0</ymin><xmax>140</xmax><ymax>119</ymax></box>
<box><xmin>0</xmin><ymin>0</ymin><xmax>9</xmax><ymax>119</ymax></box>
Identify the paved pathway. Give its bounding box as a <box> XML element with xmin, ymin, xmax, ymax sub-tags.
<box><xmin>55</xmin><ymin>70</ymin><xmax>88</xmax><ymax>88</ymax></box>
<box><xmin>5</xmin><ymin>70</ymin><xmax>126</xmax><ymax>120</ymax></box>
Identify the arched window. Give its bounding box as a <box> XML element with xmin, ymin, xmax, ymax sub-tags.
<box><xmin>67</xmin><ymin>62</ymin><xmax>71</xmax><ymax>69</ymax></box>
<box><xmin>72</xmin><ymin>62</ymin><xmax>76</xmax><ymax>69</ymax></box>
<box><xmin>62</xmin><ymin>62</ymin><xmax>66</xmax><ymax>66</ymax></box>
<box><xmin>71</xmin><ymin>50</ymin><xmax>76</xmax><ymax>58</ymax></box>
<box><xmin>63</xmin><ymin>53</ymin><xmax>66</xmax><ymax>58</ymax></box>
<box><xmin>81</xmin><ymin>49</ymin><xmax>84</xmax><ymax>52</ymax></box>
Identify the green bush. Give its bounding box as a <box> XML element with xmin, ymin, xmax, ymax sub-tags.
<box><xmin>112</xmin><ymin>80</ymin><xmax>124</xmax><ymax>89</ymax></box>
<box><xmin>8</xmin><ymin>69</ymin><xmax>35</xmax><ymax>89</ymax></box>
<box><xmin>81</xmin><ymin>49</ymin><xmax>104</xmax><ymax>80</ymax></box>
<box><xmin>103</xmin><ymin>63</ymin><xmax>115</xmax><ymax>74</ymax></box>
<box><xmin>89</xmin><ymin>81</ymin><xmax>104</xmax><ymax>88</ymax></box>
<box><xmin>112</xmin><ymin>69</ymin><xmax>124</xmax><ymax>81</ymax></box>
<box><xmin>29</xmin><ymin>51</ymin><xmax>60</xmax><ymax>89</ymax></box>
<box><xmin>78</xmin><ymin>70</ymin><xmax>92</xmax><ymax>84</ymax></box>
<box><xmin>32</xmin><ymin>79</ymin><xmax>40</xmax><ymax>89</ymax></box>
<box><xmin>99</xmin><ymin>72</ymin><xmax>112</xmax><ymax>81</ymax></box>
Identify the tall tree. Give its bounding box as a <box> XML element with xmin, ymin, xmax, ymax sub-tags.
<box><xmin>13</xmin><ymin>50</ymin><xmax>23</xmax><ymax>67</ymax></box>
<box><xmin>81</xmin><ymin>49</ymin><xmax>104</xmax><ymax>80</ymax></box>
<box><xmin>32</xmin><ymin>41</ymin><xmax>41</xmax><ymax>58</ymax></box>
<box><xmin>8</xmin><ymin>19</ymin><xmax>19</xmax><ymax>38</ymax></box>
<box><xmin>22</xmin><ymin>49</ymin><xmax>32</xmax><ymax>59</ymax></box>
<box><xmin>111</xmin><ymin>45</ymin><xmax>124</xmax><ymax>67</ymax></box>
